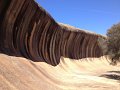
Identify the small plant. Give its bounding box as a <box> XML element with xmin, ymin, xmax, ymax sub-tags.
<box><xmin>107</xmin><ymin>22</ymin><xmax>120</xmax><ymax>65</ymax></box>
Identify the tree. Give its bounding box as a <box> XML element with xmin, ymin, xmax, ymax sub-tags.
<box><xmin>107</xmin><ymin>22</ymin><xmax>120</xmax><ymax>65</ymax></box>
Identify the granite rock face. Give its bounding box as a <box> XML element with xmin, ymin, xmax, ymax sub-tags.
<box><xmin>0</xmin><ymin>0</ymin><xmax>105</xmax><ymax>66</ymax></box>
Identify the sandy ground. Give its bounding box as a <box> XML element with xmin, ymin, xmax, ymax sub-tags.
<box><xmin>0</xmin><ymin>54</ymin><xmax>120</xmax><ymax>90</ymax></box>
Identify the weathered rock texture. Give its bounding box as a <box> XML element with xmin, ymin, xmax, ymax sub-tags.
<box><xmin>0</xmin><ymin>54</ymin><xmax>120</xmax><ymax>90</ymax></box>
<box><xmin>0</xmin><ymin>0</ymin><xmax>105</xmax><ymax>66</ymax></box>
<box><xmin>1</xmin><ymin>0</ymin><xmax>120</xmax><ymax>90</ymax></box>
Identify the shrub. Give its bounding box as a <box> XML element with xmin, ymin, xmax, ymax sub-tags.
<box><xmin>107</xmin><ymin>22</ymin><xmax>120</xmax><ymax>65</ymax></box>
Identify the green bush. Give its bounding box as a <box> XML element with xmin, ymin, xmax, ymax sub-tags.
<box><xmin>107</xmin><ymin>22</ymin><xmax>120</xmax><ymax>65</ymax></box>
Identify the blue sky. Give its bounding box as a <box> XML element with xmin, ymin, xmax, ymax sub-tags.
<box><xmin>36</xmin><ymin>0</ymin><xmax>120</xmax><ymax>35</ymax></box>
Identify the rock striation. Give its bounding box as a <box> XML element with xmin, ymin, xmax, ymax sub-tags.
<box><xmin>0</xmin><ymin>0</ymin><xmax>106</xmax><ymax>66</ymax></box>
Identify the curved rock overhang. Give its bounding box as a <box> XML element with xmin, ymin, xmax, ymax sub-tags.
<box><xmin>0</xmin><ymin>0</ymin><xmax>106</xmax><ymax>66</ymax></box>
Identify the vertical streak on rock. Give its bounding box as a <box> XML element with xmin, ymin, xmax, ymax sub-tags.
<box><xmin>0</xmin><ymin>0</ymin><xmax>105</xmax><ymax>66</ymax></box>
